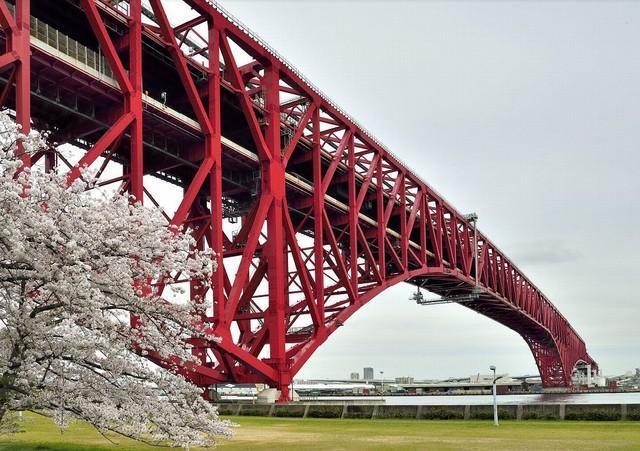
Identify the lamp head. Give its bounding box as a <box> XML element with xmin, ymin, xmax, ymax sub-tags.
<box><xmin>490</xmin><ymin>365</ymin><xmax>496</xmax><ymax>371</ymax></box>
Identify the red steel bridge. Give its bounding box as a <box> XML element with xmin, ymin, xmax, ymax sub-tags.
<box><xmin>0</xmin><ymin>0</ymin><xmax>596</xmax><ymax>402</ymax></box>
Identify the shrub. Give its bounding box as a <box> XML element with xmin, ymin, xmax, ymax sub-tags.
<box><xmin>344</xmin><ymin>405</ymin><xmax>375</xmax><ymax>419</ymax></box>
<box><xmin>376</xmin><ymin>406</ymin><xmax>419</xmax><ymax>419</ymax></box>
<box><xmin>273</xmin><ymin>405</ymin><xmax>306</xmax><ymax>418</ymax></box>
<box><xmin>306</xmin><ymin>405</ymin><xmax>344</xmax><ymax>418</ymax></box>
<box><xmin>419</xmin><ymin>405</ymin><xmax>465</xmax><ymax>420</ymax></box>
<box><xmin>626</xmin><ymin>404</ymin><xmax>640</xmax><ymax>421</ymax></box>
<box><xmin>215</xmin><ymin>404</ymin><xmax>239</xmax><ymax>416</ymax></box>
<box><xmin>522</xmin><ymin>405</ymin><xmax>561</xmax><ymax>420</ymax></box>
<box><xmin>564</xmin><ymin>405</ymin><xmax>620</xmax><ymax>421</ymax></box>
<box><xmin>239</xmin><ymin>405</ymin><xmax>272</xmax><ymax>416</ymax></box>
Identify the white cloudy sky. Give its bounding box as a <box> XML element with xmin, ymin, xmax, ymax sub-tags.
<box><xmin>165</xmin><ymin>0</ymin><xmax>639</xmax><ymax>380</ymax></box>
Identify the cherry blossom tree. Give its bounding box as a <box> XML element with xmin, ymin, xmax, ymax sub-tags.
<box><xmin>0</xmin><ymin>111</ymin><xmax>232</xmax><ymax>447</ymax></box>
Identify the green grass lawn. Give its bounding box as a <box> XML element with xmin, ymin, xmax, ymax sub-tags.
<box><xmin>0</xmin><ymin>411</ymin><xmax>639</xmax><ymax>450</ymax></box>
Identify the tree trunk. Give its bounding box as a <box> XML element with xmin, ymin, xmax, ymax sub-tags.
<box><xmin>0</xmin><ymin>341</ymin><xmax>23</xmax><ymax>422</ymax></box>
<box><xmin>0</xmin><ymin>372</ymin><xmax>18</xmax><ymax>422</ymax></box>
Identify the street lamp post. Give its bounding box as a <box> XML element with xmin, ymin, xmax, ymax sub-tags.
<box><xmin>380</xmin><ymin>371</ymin><xmax>384</xmax><ymax>395</ymax></box>
<box><xmin>490</xmin><ymin>365</ymin><xmax>499</xmax><ymax>426</ymax></box>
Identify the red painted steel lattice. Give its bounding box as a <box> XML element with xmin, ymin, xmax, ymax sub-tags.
<box><xmin>0</xmin><ymin>0</ymin><xmax>596</xmax><ymax>402</ymax></box>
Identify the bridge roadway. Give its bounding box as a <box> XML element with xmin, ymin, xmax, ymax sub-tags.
<box><xmin>0</xmin><ymin>0</ymin><xmax>596</xmax><ymax>399</ymax></box>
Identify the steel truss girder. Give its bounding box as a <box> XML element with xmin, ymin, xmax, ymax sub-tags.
<box><xmin>1</xmin><ymin>0</ymin><xmax>596</xmax><ymax>403</ymax></box>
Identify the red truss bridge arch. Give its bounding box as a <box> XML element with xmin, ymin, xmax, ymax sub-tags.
<box><xmin>0</xmin><ymin>0</ymin><xmax>596</xmax><ymax>402</ymax></box>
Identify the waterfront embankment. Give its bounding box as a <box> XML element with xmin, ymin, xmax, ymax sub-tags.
<box><xmin>216</xmin><ymin>402</ymin><xmax>640</xmax><ymax>421</ymax></box>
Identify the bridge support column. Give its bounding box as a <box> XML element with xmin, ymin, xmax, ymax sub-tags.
<box><xmin>128</xmin><ymin>0</ymin><xmax>144</xmax><ymax>201</ymax></box>
<box><xmin>207</xmin><ymin>18</ymin><xmax>225</xmax><ymax>336</ymax></box>
<box><xmin>261</xmin><ymin>62</ymin><xmax>291</xmax><ymax>402</ymax></box>
<box><xmin>14</xmin><ymin>0</ymin><xmax>30</xmax><ymax>166</ymax></box>
<box><xmin>0</xmin><ymin>0</ymin><xmax>31</xmax><ymax>166</ymax></box>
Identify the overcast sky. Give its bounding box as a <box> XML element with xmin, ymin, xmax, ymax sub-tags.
<box><xmin>167</xmin><ymin>0</ymin><xmax>639</xmax><ymax>380</ymax></box>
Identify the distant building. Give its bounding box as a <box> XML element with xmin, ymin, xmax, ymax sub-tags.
<box><xmin>363</xmin><ymin>367</ymin><xmax>374</xmax><ymax>380</ymax></box>
<box><xmin>350</xmin><ymin>372</ymin><xmax>360</xmax><ymax>380</ymax></box>
<box><xmin>395</xmin><ymin>376</ymin><xmax>414</xmax><ymax>384</ymax></box>
<box><xmin>397</xmin><ymin>375</ymin><xmax>525</xmax><ymax>395</ymax></box>
<box><xmin>295</xmin><ymin>382</ymin><xmax>375</xmax><ymax>397</ymax></box>
<box><xmin>571</xmin><ymin>363</ymin><xmax>607</xmax><ymax>388</ymax></box>
<box><xmin>608</xmin><ymin>368</ymin><xmax>640</xmax><ymax>390</ymax></box>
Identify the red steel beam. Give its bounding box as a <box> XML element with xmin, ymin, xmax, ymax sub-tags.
<box><xmin>7</xmin><ymin>0</ymin><xmax>595</xmax><ymax>399</ymax></box>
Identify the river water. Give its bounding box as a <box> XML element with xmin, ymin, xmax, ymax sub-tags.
<box><xmin>304</xmin><ymin>392</ymin><xmax>640</xmax><ymax>405</ymax></box>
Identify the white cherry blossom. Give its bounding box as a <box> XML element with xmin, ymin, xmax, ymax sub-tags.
<box><xmin>0</xmin><ymin>111</ymin><xmax>231</xmax><ymax>447</ymax></box>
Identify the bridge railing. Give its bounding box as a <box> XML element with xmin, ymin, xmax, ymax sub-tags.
<box><xmin>27</xmin><ymin>10</ymin><xmax>114</xmax><ymax>79</ymax></box>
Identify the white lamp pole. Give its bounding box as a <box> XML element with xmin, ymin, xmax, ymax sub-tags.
<box><xmin>380</xmin><ymin>371</ymin><xmax>384</xmax><ymax>395</ymax></box>
<box><xmin>490</xmin><ymin>365</ymin><xmax>499</xmax><ymax>426</ymax></box>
